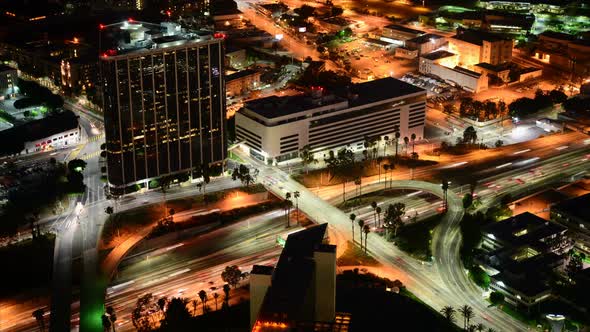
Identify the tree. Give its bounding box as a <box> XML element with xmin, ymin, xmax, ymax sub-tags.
<box><xmin>349</xmin><ymin>213</ymin><xmax>356</xmax><ymax>239</ymax></box>
<box><xmin>475</xmin><ymin>323</ymin><xmax>486</xmax><ymax>332</ymax></box>
<box><xmin>410</xmin><ymin>133</ymin><xmax>416</xmax><ymax>153</ymax></box>
<box><xmin>105</xmin><ymin>306</ymin><xmax>117</xmax><ymax>332</ymax></box>
<box><xmin>223</xmin><ymin>284</ymin><xmax>231</xmax><ymax>307</ymax></box>
<box><xmin>168</xmin><ymin>208</ymin><xmax>175</xmax><ymax>222</ymax></box>
<box><xmin>326</xmin><ymin>148</ymin><xmax>358</xmax><ymax>202</ymax></box>
<box><xmin>213</xmin><ymin>293</ymin><xmax>219</xmax><ymax>310</ymax></box>
<box><xmin>443</xmin><ymin>104</ymin><xmax>456</xmax><ymax>114</ymax></box>
<box><xmin>284</xmin><ymin>193</ymin><xmax>293</xmax><ymax>227</ymax></box>
<box><xmin>160</xmin><ymin>297</ymin><xmax>191</xmax><ymax>330</ymax></box>
<box><xmin>403</xmin><ymin>136</ymin><xmax>410</xmax><ymax>155</ymax></box>
<box><xmin>383</xmin><ymin>203</ymin><xmax>405</xmax><ymax>238</ymax></box>
<box><xmin>232</xmin><ymin>164</ymin><xmax>254</xmax><ymax>187</ymax></box>
<box><xmin>376</xmin><ymin>206</ymin><xmax>382</xmax><ymax>228</ymax></box>
<box><xmin>293</xmin><ymin>191</ymin><xmax>300</xmax><ymax>225</ymax></box>
<box><xmin>32</xmin><ymin>308</ymin><xmax>46</xmax><ymax>332</ymax></box>
<box><xmin>371</xmin><ymin>201</ymin><xmax>378</xmax><ymax>226</ymax></box>
<box><xmin>67</xmin><ymin>159</ymin><xmax>87</xmax><ymax>173</ymax></box>
<box><xmin>221</xmin><ymin>265</ymin><xmax>242</xmax><ymax>288</ymax></box>
<box><xmin>357</xmin><ymin>219</ymin><xmax>365</xmax><ymax>250</ymax></box>
<box><xmin>458</xmin><ymin>305</ymin><xmax>474</xmax><ymax>330</ymax></box>
<box><xmin>331</xmin><ymin>6</ymin><xmax>343</xmax><ymax>16</ymax></box>
<box><xmin>566</xmin><ymin>251</ymin><xmax>584</xmax><ymax>279</ymax></box>
<box><xmin>394</xmin><ymin>126</ymin><xmax>401</xmax><ymax>158</ymax></box>
<box><xmin>383</xmin><ymin>135</ymin><xmax>389</xmax><ymax>156</ymax></box>
<box><xmin>442</xmin><ymin>179</ymin><xmax>449</xmax><ymax>212</ymax></box>
<box><xmin>299</xmin><ymin>145</ymin><xmax>317</xmax><ymax>174</ymax></box>
<box><xmin>489</xmin><ymin>291</ymin><xmax>504</xmax><ymax>307</ymax></box>
<box><xmin>363</xmin><ymin>224</ymin><xmax>370</xmax><ymax>253</ymax></box>
<box><xmin>463</xmin><ymin>126</ymin><xmax>477</xmax><ymax>144</ymax></box>
<box><xmin>463</xmin><ymin>194</ymin><xmax>473</xmax><ymax>209</ymax></box>
<box><xmin>158</xmin><ymin>297</ymin><xmax>168</xmax><ymax>314</ymax></box>
<box><xmin>191</xmin><ymin>299</ymin><xmax>198</xmax><ymax>316</ymax></box>
<box><xmin>440</xmin><ymin>306</ymin><xmax>456</xmax><ymax>323</ymax></box>
<box><xmin>101</xmin><ymin>314</ymin><xmax>112</xmax><ymax>332</ymax></box>
<box><xmin>198</xmin><ymin>290</ymin><xmax>208</xmax><ymax>313</ymax></box>
<box><xmin>131</xmin><ymin>293</ymin><xmax>159</xmax><ymax>331</ymax></box>
<box><xmin>383</xmin><ymin>164</ymin><xmax>390</xmax><ymax>188</ymax></box>
<box><xmin>294</xmin><ymin>4</ymin><xmax>315</xmax><ymax>19</ymax></box>
<box><xmin>494</xmin><ymin>140</ymin><xmax>504</xmax><ymax>148</ymax></box>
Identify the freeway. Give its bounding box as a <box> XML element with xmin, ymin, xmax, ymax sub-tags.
<box><xmin>234</xmin><ymin>131</ymin><xmax>590</xmax><ymax>331</ymax></box>
<box><xmin>102</xmin><ymin>210</ymin><xmax>290</xmax><ymax>331</ymax></box>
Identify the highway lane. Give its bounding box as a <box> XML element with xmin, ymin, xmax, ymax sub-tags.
<box><xmin>102</xmin><ymin>210</ymin><xmax>290</xmax><ymax>331</ymax></box>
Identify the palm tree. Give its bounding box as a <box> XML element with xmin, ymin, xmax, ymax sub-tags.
<box><xmin>349</xmin><ymin>213</ymin><xmax>356</xmax><ymax>239</ymax></box>
<box><xmin>293</xmin><ymin>191</ymin><xmax>300</xmax><ymax>225</ymax></box>
<box><xmin>388</xmin><ymin>163</ymin><xmax>395</xmax><ymax>188</ymax></box>
<box><xmin>223</xmin><ymin>284</ymin><xmax>231</xmax><ymax>307</ymax></box>
<box><xmin>376</xmin><ymin>156</ymin><xmax>383</xmax><ymax>182</ymax></box>
<box><xmin>371</xmin><ymin>201</ymin><xmax>378</xmax><ymax>225</ymax></box>
<box><xmin>458</xmin><ymin>305</ymin><xmax>474</xmax><ymax>330</ymax></box>
<box><xmin>213</xmin><ymin>293</ymin><xmax>219</xmax><ymax>311</ymax></box>
<box><xmin>357</xmin><ymin>219</ymin><xmax>365</xmax><ymax>250</ymax></box>
<box><xmin>299</xmin><ymin>144</ymin><xmax>317</xmax><ymax>174</ymax></box>
<box><xmin>363</xmin><ymin>225</ymin><xmax>370</xmax><ymax>253</ymax></box>
<box><xmin>198</xmin><ymin>290</ymin><xmax>207</xmax><ymax>313</ymax></box>
<box><xmin>376</xmin><ymin>206</ymin><xmax>382</xmax><ymax>227</ymax></box>
<box><xmin>394</xmin><ymin>126</ymin><xmax>401</xmax><ymax>159</ymax></box>
<box><xmin>440</xmin><ymin>306</ymin><xmax>456</xmax><ymax>323</ymax></box>
<box><xmin>284</xmin><ymin>192</ymin><xmax>293</xmax><ymax>228</ymax></box>
<box><xmin>106</xmin><ymin>306</ymin><xmax>117</xmax><ymax>332</ymax></box>
<box><xmin>442</xmin><ymin>179</ymin><xmax>449</xmax><ymax>212</ymax></box>
<box><xmin>475</xmin><ymin>323</ymin><xmax>486</xmax><ymax>332</ymax></box>
<box><xmin>32</xmin><ymin>308</ymin><xmax>45</xmax><ymax>332</ymax></box>
<box><xmin>354</xmin><ymin>177</ymin><xmax>362</xmax><ymax>197</ymax></box>
<box><xmin>411</xmin><ymin>133</ymin><xmax>416</xmax><ymax>153</ymax></box>
<box><xmin>383</xmin><ymin>164</ymin><xmax>389</xmax><ymax>188</ymax></box>
<box><xmin>191</xmin><ymin>299</ymin><xmax>198</xmax><ymax>316</ymax></box>
<box><xmin>383</xmin><ymin>135</ymin><xmax>389</xmax><ymax>156</ymax></box>
<box><xmin>487</xmin><ymin>328</ymin><xmax>497</xmax><ymax>332</ymax></box>
<box><xmin>403</xmin><ymin>136</ymin><xmax>410</xmax><ymax>156</ymax></box>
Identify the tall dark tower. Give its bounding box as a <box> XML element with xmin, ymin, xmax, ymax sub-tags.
<box><xmin>100</xmin><ymin>21</ymin><xmax>226</xmax><ymax>194</ymax></box>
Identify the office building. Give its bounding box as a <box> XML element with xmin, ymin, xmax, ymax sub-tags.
<box><xmin>381</xmin><ymin>24</ymin><xmax>424</xmax><ymax>45</ymax></box>
<box><xmin>235</xmin><ymin>77</ymin><xmax>426</xmax><ymax>164</ymax></box>
<box><xmin>250</xmin><ymin>224</ymin><xmax>349</xmax><ymax>331</ymax></box>
<box><xmin>448</xmin><ymin>29</ymin><xmax>513</xmax><ymax>68</ymax></box>
<box><xmin>226</xmin><ymin>69</ymin><xmax>261</xmax><ymax>98</ymax></box>
<box><xmin>533</xmin><ymin>31</ymin><xmax>590</xmax><ymax>79</ymax></box>
<box><xmin>479</xmin><ymin>212</ymin><xmax>572</xmax><ymax>310</ymax></box>
<box><xmin>100</xmin><ymin>21</ymin><xmax>226</xmax><ymax>194</ymax></box>
<box><xmin>404</xmin><ymin>33</ymin><xmax>447</xmax><ymax>56</ymax></box>
<box><xmin>0</xmin><ymin>65</ymin><xmax>17</xmax><ymax>98</ymax></box>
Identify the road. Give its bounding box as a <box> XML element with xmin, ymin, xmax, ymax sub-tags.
<box><xmin>234</xmin><ymin>129</ymin><xmax>590</xmax><ymax>331</ymax></box>
<box><xmin>102</xmin><ymin>210</ymin><xmax>290</xmax><ymax>331</ymax></box>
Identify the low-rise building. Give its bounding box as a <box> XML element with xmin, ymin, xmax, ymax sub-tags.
<box><xmin>381</xmin><ymin>24</ymin><xmax>424</xmax><ymax>45</ymax></box>
<box><xmin>235</xmin><ymin>77</ymin><xmax>426</xmax><ymax>164</ymax></box>
<box><xmin>448</xmin><ymin>29</ymin><xmax>513</xmax><ymax>68</ymax></box>
<box><xmin>0</xmin><ymin>110</ymin><xmax>80</xmax><ymax>156</ymax></box>
<box><xmin>479</xmin><ymin>212</ymin><xmax>572</xmax><ymax>310</ymax></box>
<box><xmin>226</xmin><ymin>69</ymin><xmax>261</xmax><ymax>97</ymax></box>
<box><xmin>225</xmin><ymin>46</ymin><xmax>247</xmax><ymax>69</ymax></box>
<box><xmin>551</xmin><ymin>193</ymin><xmax>590</xmax><ymax>256</ymax></box>
<box><xmin>0</xmin><ymin>64</ymin><xmax>18</xmax><ymax>98</ymax></box>
<box><xmin>404</xmin><ymin>33</ymin><xmax>447</xmax><ymax>56</ymax></box>
<box><xmin>419</xmin><ymin>50</ymin><xmax>488</xmax><ymax>92</ymax></box>
<box><xmin>533</xmin><ymin>31</ymin><xmax>590</xmax><ymax>79</ymax></box>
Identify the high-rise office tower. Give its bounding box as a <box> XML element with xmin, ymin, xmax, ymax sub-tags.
<box><xmin>100</xmin><ymin>21</ymin><xmax>226</xmax><ymax>194</ymax></box>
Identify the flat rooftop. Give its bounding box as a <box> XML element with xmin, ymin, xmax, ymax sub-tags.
<box><xmin>452</xmin><ymin>66</ymin><xmax>482</xmax><ymax>78</ymax></box>
<box><xmin>0</xmin><ymin>64</ymin><xmax>16</xmax><ymax>73</ymax></box>
<box><xmin>552</xmin><ymin>192</ymin><xmax>590</xmax><ymax>220</ymax></box>
<box><xmin>244</xmin><ymin>94</ymin><xmax>347</xmax><ymax>119</ymax></box>
<box><xmin>482</xmin><ymin>212</ymin><xmax>567</xmax><ymax>247</ymax></box>
<box><xmin>348</xmin><ymin>77</ymin><xmax>425</xmax><ymax>106</ymax></box>
<box><xmin>406</xmin><ymin>33</ymin><xmax>445</xmax><ymax>45</ymax></box>
<box><xmin>452</xmin><ymin>29</ymin><xmax>511</xmax><ymax>45</ymax></box>
<box><xmin>100</xmin><ymin>21</ymin><xmax>215</xmax><ymax>58</ymax></box>
<box><xmin>383</xmin><ymin>24</ymin><xmax>424</xmax><ymax>35</ymax></box>
<box><xmin>226</xmin><ymin>69</ymin><xmax>259</xmax><ymax>81</ymax></box>
<box><xmin>422</xmin><ymin>50</ymin><xmax>455</xmax><ymax>60</ymax></box>
<box><xmin>245</xmin><ymin>77</ymin><xmax>424</xmax><ymax>119</ymax></box>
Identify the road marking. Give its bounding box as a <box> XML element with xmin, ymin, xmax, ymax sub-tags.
<box><xmin>169</xmin><ymin>268</ymin><xmax>191</xmax><ymax>277</ymax></box>
<box><xmin>406</xmin><ymin>190</ymin><xmax>422</xmax><ymax>197</ymax></box>
<box><xmin>512</xmin><ymin>149</ymin><xmax>531</xmax><ymax>155</ymax></box>
<box><xmin>555</xmin><ymin>146</ymin><xmax>568</xmax><ymax>150</ymax></box>
<box><xmin>495</xmin><ymin>163</ymin><xmax>512</xmax><ymax>169</ymax></box>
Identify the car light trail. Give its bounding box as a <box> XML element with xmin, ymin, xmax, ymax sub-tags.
<box><xmin>406</xmin><ymin>190</ymin><xmax>422</xmax><ymax>197</ymax></box>
<box><xmin>555</xmin><ymin>146</ymin><xmax>568</xmax><ymax>150</ymax></box>
<box><xmin>495</xmin><ymin>163</ymin><xmax>512</xmax><ymax>169</ymax></box>
<box><xmin>512</xmin><ymin>149</ymin><xmax>531</xmax><ymax>155</ymax></box>
<box><xmin>169</xmin><ymin>268</ymin><xmax>191</xmax><ymax>277</ymax></box>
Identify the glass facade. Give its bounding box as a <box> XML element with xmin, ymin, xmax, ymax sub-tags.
<box><xmin>101</xmin><ymin>39</ymin><xmax>226</xmax><ymax>191</ymax></box>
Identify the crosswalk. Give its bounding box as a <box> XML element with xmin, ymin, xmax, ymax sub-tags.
<box><xmin>67</xmin><ymin>144</ymin><xmax>85</xmax><ymax>161</ymax></box>
<box><xmin>80</xmin><ymin>150</ymin><xmax>101</xmax><ymax>160</ymax></box>
<box><xmin>87</xmin><ymin>134</ymin><xmax>104</xmax><ymax>142</ymax></box>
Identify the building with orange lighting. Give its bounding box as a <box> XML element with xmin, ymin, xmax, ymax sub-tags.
<box><xmin>448</xmin><ymin>29</ymin><xmax>513</xmax><ymax>69</ymax></box>
<box><xmin>250</xmin><ymin>224</ymin><xmax>349</xmax><ymax>332</ymax></box>
<box><xmin>419</xmin><ymin>50</ymin><xmax>488</xmax><ymax>92</ymax></box>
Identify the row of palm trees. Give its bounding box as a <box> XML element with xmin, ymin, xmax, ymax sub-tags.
<box><xmin>348</xmin><ymin>213</ymin><xmax>371</xmax><ymax>252</ymax></box>
<box><xmin>440</xmin><ymin>305</ymin><xmax>496</xmax><ymax>332</ymax></box>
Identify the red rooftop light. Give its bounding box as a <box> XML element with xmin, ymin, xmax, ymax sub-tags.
<box><xmin>99</xmin><ymin>24</ymin><xmax>106</xmax><ymax>30</ymax></box>
<box><xmin>128</xmin><ymin>17</ymin><xmax>135</xmax><ymax>22</ymax></box>
<box><xmin>213</xmin><ymin>33</ymin><xmax>226</xmax><ymax>39</ymax></box>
